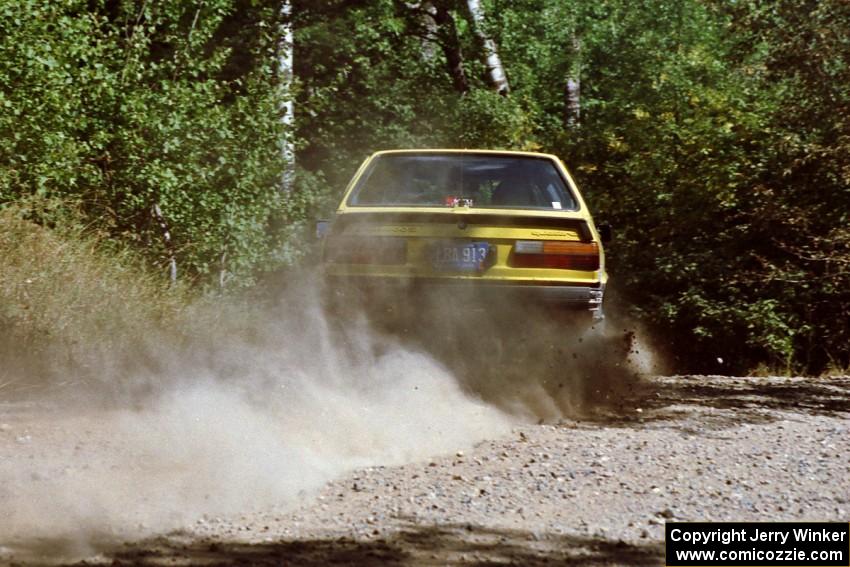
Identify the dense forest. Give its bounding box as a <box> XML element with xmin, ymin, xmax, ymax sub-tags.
<box><xmin>1</xmin><ymin>0</ymin><xmax>848</xmax><ymax>374</ymax></box>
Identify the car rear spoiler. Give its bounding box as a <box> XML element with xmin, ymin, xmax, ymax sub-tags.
<box><xmin>330</xmin><ymin>212</ymin><xmax>596</xmax><ymax>242</ymax></box>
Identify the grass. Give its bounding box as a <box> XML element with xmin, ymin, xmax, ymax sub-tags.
<box><xmin>0</xmin><ymin>200</ymin><xmax>186</xmax><ymax>388</ymax></box>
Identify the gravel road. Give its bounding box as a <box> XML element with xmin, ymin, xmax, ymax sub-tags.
<box><xmin>2</xmin><ymin>374</ymin><xmax>849</xmax><ymax>566</ymax></box>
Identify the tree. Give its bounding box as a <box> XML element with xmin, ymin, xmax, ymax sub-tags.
<box><xmin>464</xmin><ymin>0</ymin><xmax>509</xmax><ymax>94</ymax></box>
<box><xmin>0</xmin><ymin>0</ymin><xmax>299</xmax><ymax>287</ymax></box>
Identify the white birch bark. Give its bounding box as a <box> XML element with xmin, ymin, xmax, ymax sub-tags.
<box><xmin>151</xmin><ymin>203</ymin><xmax>177</xmax><ymax>285</ymax></box>
<box><xmin>405</xmin><ymin>2</ymin><xmax>439</xmax><ymax>61</ymax></box>
<box><xmin>465</xmin><ymin>0</ymin><xmax>509</xmax><ymax>94</ymax></box>
<box><xmin>279</xmin><ymin>0</ymin><xmax>295</xmax><ymax>190</ymax></box>
<box><xmin>564</xmin><ymin>36</ymin><xmax>581</xmax><ymax>128</ymax></box>
<box><xmin>565</xmin><ymin>77</ymin><xmax>580</xmax><ymax>128</ymax></box>
<box><xmin>419</xmin><ymin>1</ymin><xmax>439</xmax><ymax>61</ymax></box>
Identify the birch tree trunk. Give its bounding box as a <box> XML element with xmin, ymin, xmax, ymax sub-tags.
<box><xmin>564</xmin><ymin>36</ymin><xmax>581</xmax><ymax>128</ymax></box>
<box><xmin>464</xmin><ymin>0</ymin><xmax>509</xmax><ymax>95</ymax></box>
<box><xmin>565</xmin><ymin>77</ymin><xmax>580</xmax><ymax>128</ymax></box>
<box><xmin>405</xmin><ymin>1</ymin><xmax>440</xmax><ymax>61</ymax></box>
<box><xmin>279</xmin><ymin>0</ymin><xmax>295</xmax><ymax>190</ymax></box>
<box><xmin>151</xmin><ymin>203</ymin><xmax>177</xmax><ymax>286</ymax></box>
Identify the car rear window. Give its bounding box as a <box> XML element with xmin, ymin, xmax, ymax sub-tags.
<box><xmin>347</xmin><ymin>154</ymin><xmax>578</xmax><ymax>211</ymax></box>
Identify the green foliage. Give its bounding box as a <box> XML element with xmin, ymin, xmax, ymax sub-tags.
<box><xmin>292</xmin><ymin>0</ymin><xmax>457</xmax><ymax>191</ymax></box>
<box><xmin>453</xmin><ymin>89</ymin><xmax>536</xmax><ymax>149</ymax></box>
<box><xmin>0</xmin><ymin>0</ymin><xmax>299</xmax><ymax>287</ymax></box>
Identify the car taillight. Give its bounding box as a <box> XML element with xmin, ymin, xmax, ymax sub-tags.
<box><xmin>511</xmin><ymin>240</ymin><xmax>600</xmax><ymax>271</ymax></box>
<box><xmin>325</xmin><ymin>238</ymin><xmax>407</xmax><ymax>265</ymax></box>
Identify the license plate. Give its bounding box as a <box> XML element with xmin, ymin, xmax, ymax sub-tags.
<box><xmin>432</xmin><ymin>241</ymin><xmax>492</xmax><ymax>272</ymax></box>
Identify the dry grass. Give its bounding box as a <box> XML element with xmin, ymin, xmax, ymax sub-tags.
<box><xmin>820</xmin><ymin>358</ymin><xmax>850</xmax><ymax>378</ymax></box>
<box><xmin>0</xmin><ymin>202</ymin><xmax>186</xmax><ymax>391</ymax></box>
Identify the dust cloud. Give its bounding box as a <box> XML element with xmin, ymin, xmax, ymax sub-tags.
<box><xmin>359</xmin><ymin>284</ymin><xmax>661</xmax><ymax>421</ymax></box>
<box><xmin>0</xmin><ymin>272</ymin><xmax>655</xmax><ymax>562</ymax></box>
<box><xmin>0</xmin><ymin>274</ymin><xmax>509</xmax><ymax>561</ymax></box>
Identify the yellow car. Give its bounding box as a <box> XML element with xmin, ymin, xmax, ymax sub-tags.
<box><xmin>319</xmin><ymin>149</ymin><xmax>610</xmax><ymax>319</ymax></box>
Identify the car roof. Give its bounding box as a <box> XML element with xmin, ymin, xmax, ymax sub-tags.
<box><xmin>370</xmin><ymin>149</ymin><xmax>561</xmax><ymax>161</ymax></box>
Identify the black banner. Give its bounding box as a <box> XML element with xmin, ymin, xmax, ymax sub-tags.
<box><xmin>666</xmin><ymin>522</ymin><xmax>849</xmax><ymax>566</ymax></box>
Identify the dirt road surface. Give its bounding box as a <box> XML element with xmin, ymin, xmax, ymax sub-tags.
<box><xmin>1</xmin><ymin>374</ymin><xmax>849</xmax><ymax>566</ymax></box>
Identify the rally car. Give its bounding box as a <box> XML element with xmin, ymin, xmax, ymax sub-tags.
<box><xmin>319</xmin><ymin>149</ymin><xmax>610</xmax><ymax>319</ymax></box>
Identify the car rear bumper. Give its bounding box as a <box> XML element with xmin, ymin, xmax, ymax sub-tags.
<box><xmin>325</xmin><ymin>275</ymin><xmax>605</xmax><ymax>312</ymax></box>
